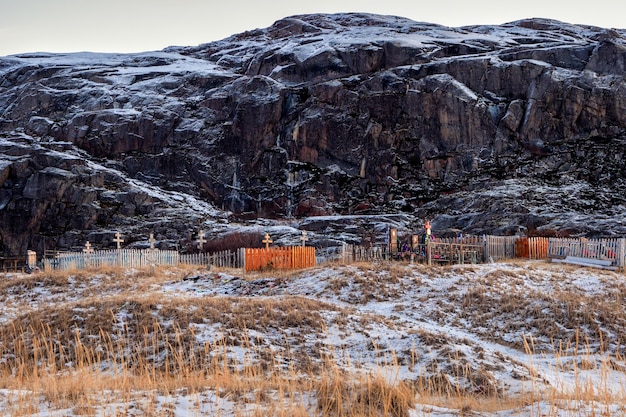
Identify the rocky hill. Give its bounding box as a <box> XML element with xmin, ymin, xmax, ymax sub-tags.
<box><xmin>1</xmin><ymin>14</ymin><xmax>626</xmax><ymax>255</ymax></box>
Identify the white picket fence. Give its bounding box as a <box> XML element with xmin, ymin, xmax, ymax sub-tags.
<box><xmin>44</xmin><ymin>247</ymin><xmax>282</xmax><ymax>271</ymax></box>
<box><xmin>547</xmin><ymin>238</ymin><xmax>626</xmax><ymax>267</ymax></box>
<box><xmin>43</xmin><ymin>249</ymin><xmax>180</xmax><ymax>271</ymax></box>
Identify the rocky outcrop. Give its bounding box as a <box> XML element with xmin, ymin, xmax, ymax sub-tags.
<box><xmin>1</xmin><ymin>14</ymin><xmax>626</xmax><ymax>255</ymax></box>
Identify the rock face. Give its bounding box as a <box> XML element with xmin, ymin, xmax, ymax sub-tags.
<box><xmin>1</xmin><ymin>14</ymin><xmax>626</xmax><ymax>255</ymax></box>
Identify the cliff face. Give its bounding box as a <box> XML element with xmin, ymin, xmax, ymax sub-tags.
<box><xmin>1</xmin><ymin>14</ymin><xmax>626</xmax><ymax>254</ymax></box>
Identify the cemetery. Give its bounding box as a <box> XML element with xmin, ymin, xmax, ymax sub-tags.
<box><xmin>4</xmin><ymin>223</ymin><xmax>625</xmax><ymax>273</ymax></box>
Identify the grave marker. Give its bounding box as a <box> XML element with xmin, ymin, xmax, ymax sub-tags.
<box><xmin>300</xmin><ymin>230</ymin><xmax>308</xmax><ymax>247</ymax></box>
<box><xmin>195</xmin><ymin>230</ymin><xmax>206</xmax><ymax>250</ymax></box>
<box><xmin>411</xmin><ymin>234</ymin><xmax>420</xmax><ymax>250</ymax></box>
<box><xmin>83</xmin><ymin>241</ymin><xmax>94</xmax><ymax>268</ymax></box>
<box><xmin>147</xmin><ymin>233</ymin><xmax>157</xmax><ymax>274</ymax></box>
<box><xmin>149</xmin><ymin>233</ymin><xmax>156</xmax><ymax>250</ymax></box>
<box><xmin>83</xmin><ymin>241</ymin><xmax>94</xmax><ymax>254</ymax></box>
<box><xmin>113</xmin><ymin>232</ymin><xmax>124</xmax><ymax>249</ymax></box>
<box><xmin>263</xmin><ymin>233</ymin><xmax>273</xmax><ymax>250</ymax></box>
<box><xmin>389</xmin><ymin>228</ymin><xmax>398</xmax><ymax>253</ymax></box>
<box><xmin>27</xmin><ymin>250</ymin><xmax>37</xmax><ymax>270</ymax></box>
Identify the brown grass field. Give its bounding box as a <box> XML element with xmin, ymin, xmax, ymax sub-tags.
<box><xmin>0</xmin><ymin>260</ymin><xmax>625</xmax><ymax>416</ymax></box>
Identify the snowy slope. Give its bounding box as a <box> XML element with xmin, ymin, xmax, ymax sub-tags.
<box><xmin>1</xmin><ymin>260</ymin><xmax>625</xmax><ymax>415</ymax></box>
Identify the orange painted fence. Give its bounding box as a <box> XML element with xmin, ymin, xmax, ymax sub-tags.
<box><xmin>528</xmin><ymin>237</ymin><xmax>549</xmax><ymax>259</ymax></box>
<box><xmin>515</xmin><ymin>237</ymin><xmax>549</xmax><ymax>259</ymax></box>
<box><xmin>515</xmin><ymin>237</ymin><xmax>550</xmax><ymax>259</ymax></box>
<box><xmin>244</xmin><ymin>246</ymin><xmax>316</xmax><ymax>272</ymax></box>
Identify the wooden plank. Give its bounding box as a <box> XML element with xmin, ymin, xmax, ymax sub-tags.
<box><xmin>552</xmin><ymin>257</ymin><xmax>617</xmax><ymax>270</ymax></box>
<box><xmin>516</xmin><ymin>237</ymin><xmax>528</xmax><ymax>258</ymax></box>
<box><xmin>563</xmin><ymin>256</ymin><xmax>613</xmax><ymax>266</ymax></box>
<box><xmin>528</xmin><ymin>237</ymin><xmax>548</xmax><ymax>259</ymax></box>
<box><xmin>243</xmin><ymin>246</ymin><xmax>316</xmax><ymax>271</ymax></box>
<box><xmin>547</xmin><ymin>237</ymin><xmax>622</xmax><ymax>263</ymax></box>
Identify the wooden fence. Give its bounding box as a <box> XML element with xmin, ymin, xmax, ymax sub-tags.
<box><xmin>340</xmin><ymin>245</ymin><xmax>389</xmax><ymax>263</ymax></box>
<box><xmin>433</xmin><ymin>236</ymin><xmax>485</xmax><ymax>245</ymax></box>
<box><xmin>180</xmin><ymin>249</ymin><xmax>245</xmax><ymax>269</ymax></box>
<box><xmin>42</xmin><ymin>246</ymin><xmax>315</xmax><ymax>272</ymax></box>
<box><xmin>529</xmin><ymin>237</ymin><xmax>549</xmax><ymax>259</ymax></box>
<box><xmin>337</xmin><ymin>236</ymin><xmax>623</xmax><ymax>268</ymax></box>
<box><xmin>484</xmin><ymin>236</ymin><xmax>518</xmax><ymax>261</ymax></box>
<box><xmin>244</xmin><ymin>247</ymin><xmax>316</xmax><ymax>271</ymax></box>
<box><xmin>550</xmin><ymin>238</ymin><xmax>610</xmax><ymax>259</ymax></box>
<box><xmin>515</xmin><ymin>237</ymin><xmax>550</xmax><ymax>259</ymax></box>
<box><xmin>43</xmin><ymin>249</ymin><xmax>180</xmax><ymax>271</ymax></box>
<box><xmin>340</xmin><ymin>238</ymin><xmax>487</xmax><ymax>265</ymax></box>
<box><xmin>511</xmin><ymin>237</ymin><xmax>626</xmax><ymax>268</ymax></box>
<box><xmin>428</xmin><ymin>242</ymin><xmax>485</xmax><ymax>264</ymax></box>
<box><xmin>30</xmin><ymin>236</ymin><xmax>626</xmax><ymax>273</ymax></box>
<box><xmin>1</xmin><ymin>257</ymin><xmax>28</xmax><ymax>272</ymax></box>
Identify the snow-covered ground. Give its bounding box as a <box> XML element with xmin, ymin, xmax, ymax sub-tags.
<box><xmin>1</xmin><ymin>260</ymin><xmax>625</xmax><ymax>416</ymax></box>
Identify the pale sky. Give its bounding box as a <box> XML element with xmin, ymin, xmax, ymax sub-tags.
<box><xmin>1</xmin><ymin>0</ymin><xmax>624</xmax><ymax>56</ymax></box>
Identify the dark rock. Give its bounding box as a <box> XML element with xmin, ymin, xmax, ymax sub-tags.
<box><xmin>1</xmin><ymin>14</ymin><xmax>626</xmax><ymax>255</ymax></box>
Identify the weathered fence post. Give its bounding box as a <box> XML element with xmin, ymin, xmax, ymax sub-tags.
<box><xmin>239</xmin><ymin>247</ymin><xmax>246</xmax><ymax>270</ymax></box>
<box><xmin>618</xmin><ymin>239</ymin><xmax>626</xmax><ymax>271</ymax></box>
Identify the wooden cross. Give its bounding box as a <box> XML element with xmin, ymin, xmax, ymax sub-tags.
<box><xmin>196</xmin><ymin>229</ymin><xmax>206</xmax><ymax>250</ymax></box>
<box><xmin>149</xmin><ymin>233</ymin><xmax>156</xmax><ymax>250</ymax></box>
<box><xmin>113</xmin><ymin>232</ymin><xmax>124</xmax><ymax>249</ymax></box>
<box><xmin>83</xmin><ymin>241</ymin><xmax>94</xmax><ymax>254</ymax></box>
<box><xmin>262</xmin><ymin>233</ymin><xmax>272</xmax><ymax>249</ymax></box>
<box><xmin>300</xmin><ymin>230</ymin><xmax>308</xmax><ymax>247</ymax></box>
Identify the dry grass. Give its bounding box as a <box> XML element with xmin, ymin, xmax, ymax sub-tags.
<box><xmin>324</xmin><ymin>264</ymin><xmax>408</xmax><ymax>303</ymax></box>
<box><xmin>0</xmin><ymin>294</ymin><xmax>337</xmax><ymax>385</ymax></box>
<box><xmin>447</xmin><ymin>266</ymin><xmax>626</xmax><ymax>353</ymax></box>
<box><xmin>0</xmin><ymin>317</ymin><xmax>417</xmax><ymax>416</ymax></box>
<box><xmin>1</xmin><ymin>262</ymin><xmax>626</xmax><ymax>416</ymax></box>
<box><xmin>317</xmin><ymin>372</ymin><xmax>414</xmax><ymax>417</ymax></box>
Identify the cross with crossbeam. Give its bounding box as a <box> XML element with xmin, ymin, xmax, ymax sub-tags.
<box><xmin>83</xmin><ymin>241</ymin><xmax>94</xmax><ymax>254</ymax></box>
<box><xmin>196</xmin><ymin>230</ymin><xmax>206</xmax><ymax>250</ymax></box>
<box><xmin>149</xmin><ymin>233</ymin><xmax>156</xmax><ymax>250</ymax></box>
<box><xmin>262</xmin><ymin>233</ymin><xmax>272</xmax><ymax>249</ymax></box>
<box><xmin>113</xmin><ymin>232</ymin><xmax>124</xmax><ymax>249</ymax></box>
<box><xmin>300</xmin><ymin>230</ymin><xmax>308</xmax><ymax>247</ymax></box>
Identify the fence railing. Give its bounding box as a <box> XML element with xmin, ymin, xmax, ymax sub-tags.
<box><xmin>340</xmin><ymin>240</ymin><xmax>487</xmax><ymax>265</ymax></box>
<box><xmin>548</xmin><ymin>239</ymin><xmax>623</xmax><ymax>259</ymax></box>
<box><xmin>244</xmin><ymin>247</ymin><xmax>316</xmax><ymax>272</ymax></box>
<box><xmin>485</xmin><ymin>236</ymin><xmax>518</xmax><ymax>261</ymax></box>
<box><xmin>41</xmin><ymin>246</ymin><xmax>316</xmax><ymax>272</ymax></box>
<box><xmin>180</xmin><ymin>249</ymin><xmax>245</xmax><ymax>269</ymax></box>
<box><xmin>512</xmin><ymin>237</ymin><xmax>626</xmax><ymax>267</ymax></box>
<box><xmin>31</xmin><ymin>236</ymin><xmax>626</xmax><ymax>272</ymax></box>
<box><xmin>338</xmin><ymin>236</ymin><xmax>626</xmax><ymax>269</ymax></box>
<box><xmin>526</xmin><ymin>237</ymin><xmax>549</xmax><ymax>259</ymax></box>
<box><xmin>340</xmin><ymin>245</ymin><xmax>389</xmax><ymax>263</ymax></box>
<box><xmin>429</xmin><ymin>242</ymin><xmax>485</xmax><ymax>264</ymax></box>
<box><xmin>43</xmin><ymin>249</ymin><xmax>180</xmax><ymax>271</ymax></box>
